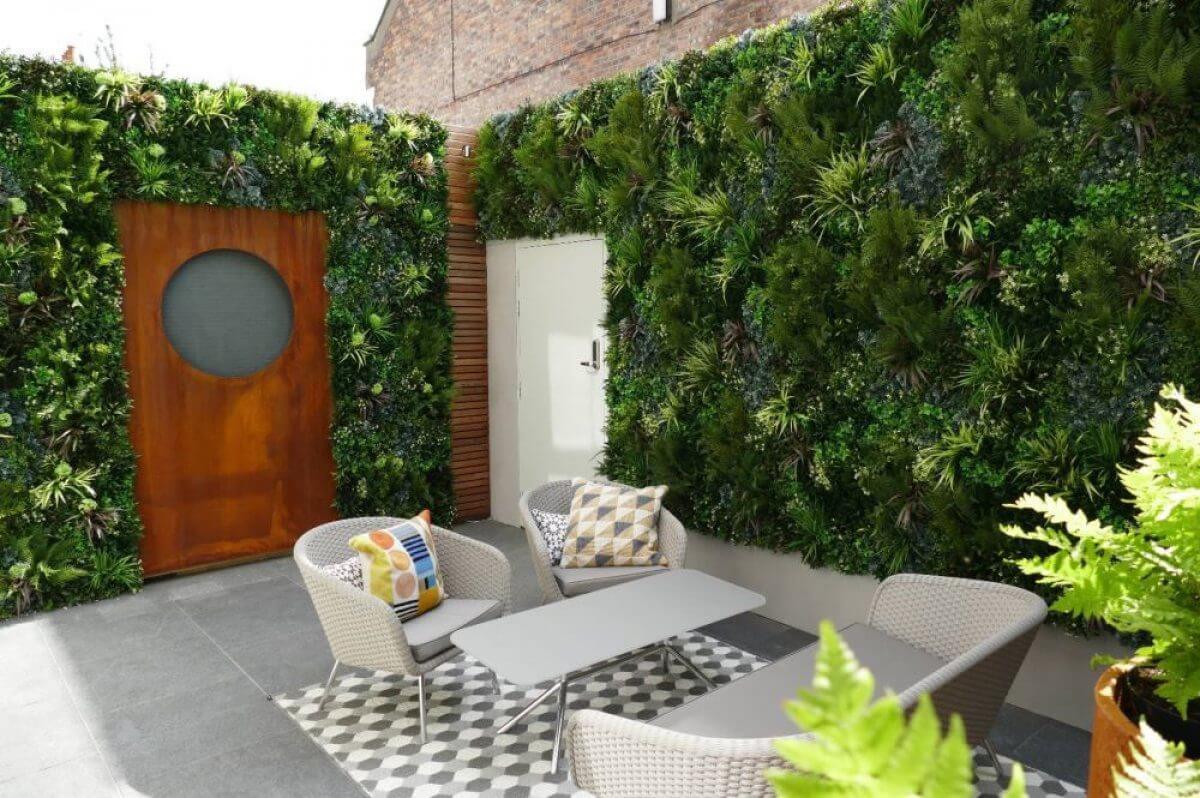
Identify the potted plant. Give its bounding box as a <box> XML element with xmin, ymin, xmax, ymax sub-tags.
<box><xmin>1002</xmin><ymin>385</ymin><xmax>1200</xmax><ymax>796</ymax></box>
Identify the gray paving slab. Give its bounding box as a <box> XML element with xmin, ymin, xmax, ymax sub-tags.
<box><xmin>0</xmin><ymin>520</ymin><xmax>1092</xmax><ymax>793</ymax></box>
<box><xmin>0</xmin><ymin>753</ymin><xmax>120</xmax><ymax>798</ymax></box>
<box><xmin>123</xmin><ymin>726</ymin><xmax>365</xmax><ymax>798</ymax></box>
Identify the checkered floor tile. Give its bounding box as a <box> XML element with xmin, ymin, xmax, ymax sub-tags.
<box><xmin>273</xmin><ymin>632</ymin><xmax>1083</xmax><ymax>798</ymax></box>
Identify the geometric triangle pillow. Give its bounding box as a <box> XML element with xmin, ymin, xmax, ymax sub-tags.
<box><xmin>559</xmin><ymin>478</ymin><xmax>668</xmax><ymax>568</ymax></box>
<box><xmin>349</xmin><ymin>510</ymin><xmax>445</xmax><ymax>621</ymax></box>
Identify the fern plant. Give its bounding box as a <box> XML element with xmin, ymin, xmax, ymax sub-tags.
<box><xmin>1114</xmin><ymin>720</ymin><xmax>1200</xmax><ymax>797</ymax></box>
<box><xmin>1002</xmin><ymin>385</ymin><xmax>1200</xmax><ymax>717</ymax></box>
<box><xmin>1077</xmin><ymin>5</ymin><xmax>1200</xmax><ymax>152</ymax></box>
<box><xmin>767</xmin><ymin>621</ymin><xmax>1027</xmax><ymax>798</ymax></box>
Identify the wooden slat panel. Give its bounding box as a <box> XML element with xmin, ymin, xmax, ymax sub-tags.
<box><xmin>446</xmin><ymin>127</ymin><xmax>489</xmax><ymax>520</ymax></box>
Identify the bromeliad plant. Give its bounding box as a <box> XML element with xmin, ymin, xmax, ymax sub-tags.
<box><xmin>1003</xmin><ymin>385</ymin><xmax>1200</xmax><ymax>749</ymax></box>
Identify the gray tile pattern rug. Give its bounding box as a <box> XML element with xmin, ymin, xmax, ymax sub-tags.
<box><xmin>274</xmin><ymin>632</ymin><xmax>1082</xmax><ymax>798</ymax></box>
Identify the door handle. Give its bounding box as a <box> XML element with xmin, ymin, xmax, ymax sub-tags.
<box><xmin>580</xmin><ymin>339</ymin><xmax>600</xmax><ymax>371</ymax></box>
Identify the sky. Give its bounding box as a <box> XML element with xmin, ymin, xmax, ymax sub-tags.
<box><xmin>1</xmin><ymin>0</ymin><xmax>385</xmax><ymax>105</ymax></box>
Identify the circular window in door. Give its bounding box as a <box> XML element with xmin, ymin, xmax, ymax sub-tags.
<box><xmin>161</xmin><ymin>249</ymin><xmax>294</xmax><ymax>378</ymax></box>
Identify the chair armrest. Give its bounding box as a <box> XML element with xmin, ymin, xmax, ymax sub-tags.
<box><xmin>658</xmin><ymin>508</ymin><xmax>687</xmax><ymax>568</ymax></box>
<box><xmin>518</xmin><ymin>490</ymin><xmax>566</xmax><ymax>603</ymax></box>
<box><xmin>295</xmin><ymin>557</ymin><xmax>419</xmax><ymax>675</ymax></box>
<box><xmin>432</xmin><ymin>525</ymin><xmax>512</xmax><ymax>613</ymax></box>
<box><xmin>566</xmin><ymin>709</ymin><xmax>787</xmax><ymax>798</ymax></box>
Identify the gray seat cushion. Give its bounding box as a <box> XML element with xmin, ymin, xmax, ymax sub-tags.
<box><xmin>552</xmin><ymin>565</ymin><xmax>667</xmax><ymax>597</ymax></box>
<box><xmin>404</xmin><ymin>598</ymin><xmax>502</xmax><ymax>662</ymax></box>
<box><xmin>651</xmin><ymin>623</ymin><xmax>945</xmax><ymax>739</ymax></box>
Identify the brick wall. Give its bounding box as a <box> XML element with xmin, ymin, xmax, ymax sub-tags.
<box><xmin>366</xmin><ymin>0</ymin><xmax>824</xmax><ymax>126</ymax></box>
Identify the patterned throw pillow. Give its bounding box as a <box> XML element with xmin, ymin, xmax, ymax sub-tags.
<box><xmin>349</xmin><ymin>511</ymin><xmax>445</xmax><ymax>621</ymax></box>
<box><xmin>530</xmin><ymin>508</ymin><xmax>569</xmax><ymax>566</ymax></box>
<box><xmin>320</xmin><ymin>557</ymin><xmax>363</xmax><ymax>590</ymax></box>
<box><xmin>559</xmin><ymin>479</ymin><xmax>668</xmax><ymax>568</ymax></box>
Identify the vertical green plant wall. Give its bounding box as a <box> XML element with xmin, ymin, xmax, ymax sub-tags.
<box><xmin>473</xmin><ymin>0</ymin><xmax>1200</xmax><ymax>590</ymax></box>
<box><xmin>0</xmin><ymin>56</ymin><xmax>453</xmax><ymax>617</ymax></box>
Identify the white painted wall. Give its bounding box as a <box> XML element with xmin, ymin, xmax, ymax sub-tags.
<box><xmin>486</xmin><ymin>234</ymin><xmax>1128</xmax><ymax>731</ymax></box>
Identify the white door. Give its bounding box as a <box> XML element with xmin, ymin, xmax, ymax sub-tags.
<box><xmin>516</xmin><ymin>236</ymin><xmax>607</xmax><ymax>495</ymax></box>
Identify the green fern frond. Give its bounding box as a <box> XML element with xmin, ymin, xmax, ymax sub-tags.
<box><xmin>1113</xmin><ymin>720</ymin><xmax>1200</xmax><ymax>797</ymax></box>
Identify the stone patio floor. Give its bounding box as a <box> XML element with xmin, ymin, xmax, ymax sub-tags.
<box><xmin>0</xmin><ymin>520</ymin><xmax>1092</xmax><ymax>796</ymax></box>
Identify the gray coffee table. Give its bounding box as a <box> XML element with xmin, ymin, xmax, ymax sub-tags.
<box><xmin>450</xmin><ymin>568</ymin><xmax>764</xmax><ymax>771</ymax></box>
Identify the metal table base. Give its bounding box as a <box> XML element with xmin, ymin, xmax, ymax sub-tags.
<box><xmin>495</xmin><ymin>640</ymin><xmax>716</xmax><ymax>773</ymax></box>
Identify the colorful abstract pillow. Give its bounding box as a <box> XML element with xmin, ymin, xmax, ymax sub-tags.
<box><xmin>530</xmin><ymin>508</ymin><xmax>569</xmax><ymax>566</ymax></box>
<box><xmin>560</xmin><ymin>479</ymin><xmax>668</xmax><ymax>568</ymax></box>
<box><xmin>349</xmin><ymin>510</ymin><xmax>445</xmax><ymax>621</ymax></box>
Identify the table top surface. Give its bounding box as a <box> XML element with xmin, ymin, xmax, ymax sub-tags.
<box><xmin>450</xmin><ymin>569</ymin><xmax>765</xmax><ymax>685</ymax></box>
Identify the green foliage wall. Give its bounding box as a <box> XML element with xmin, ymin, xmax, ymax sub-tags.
<box><xmin>473</xmin><ymin>0</ymin><xmax>1200</xmax><ymax>591</ymax></box>
<box><xmin>0</xmin><ymin>57</ymin><xmax>452</xmax><ymax>616</ymax></box>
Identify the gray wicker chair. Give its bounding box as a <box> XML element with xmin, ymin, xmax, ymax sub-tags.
<box><xmin>519</xmin><ymin>479</ymin><xmax>688</xmax><ymax>604</ymax></box>
<box><xmin>295</xmin><ymin>517</ymin><xmax>511</xmax><ymax>742</ymax></box>
<box><xmin>566</xmin><ymin>573</ymin><xmax>1047</xmax><ymax>798</ymax></box>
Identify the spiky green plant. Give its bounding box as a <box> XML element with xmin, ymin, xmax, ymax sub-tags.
<box><xmin>890</xmin><ymin>0</ymin><xmax>933</xmax><ymax>44</ymax></box>
<box><xmin>916</xmin><ymin>423</ymin><xmax>985</xmax><ymax>491</ymax></box>
<box><xmin>767</xmin><ymin>621</ymin><xmax>1027</xmax><ymax>798</ymax></box>
<box><xmin>803</xmin><ymin>146</ymin><xmax>871</xmax><ymax>234</ymax></box>
<box><xmin>87</xmin><ymin>550</ymin><xmax>141</xmax><ymax>593</ymax></box>
<box><xmin>677</xmin><ymin>338</ymin><xmax>724</xmax><ymax>399</ymax></box>
<box><xmin>757</xmin><ymin>383</ymin><xmax>808</xmax><ymax>439</ymax></box>
<box><xmin>31</xmin><ymin>461</ymin><xmax>98</xmax><ymax>510</ymax></box>
<box><xmin>93</xmin><ymin>68</ymin><xmax>140</xmax><ymax>110</ymax></box>
<box><xmin>1003</xmin><ymin>385</ymin><xmax>1200</xmax><ymax>716</ymax></box>
<box><xmin>854</xmin><ymin>43</ymin><xmax>902</xmax><ymax>105</ymax></box>
<box><xmin>129</xmin><ymin>143</ymin><xmax>171</xmax><ymax>197</ymax></box>
<box><xmin>0</xmin><ymin>533</ymin><xmax>87</xmax><ymax>614</ymax></box>
<box><xmin>921</xmin><ymin>191</ymin><xmax>993</xmax><ymax>255</ymax></box>
<box><xmin>1170</xmin><ymin>200</ymin><xmax>1200</xmax><ymax>267</ymax></box>
<box><xmin>958</xmin><ymin>319</ymin><xmax>1040</xmax><ymax>417</ymax></box>
<box><xmin>186</xmin><ymin>88</ymin><xmax>233</xmax><ymax>129</ymax></box>
<box><xmin>0</xmin><ymin>74</ymin><xmax>17</xmax><ymax>102</ymax></box>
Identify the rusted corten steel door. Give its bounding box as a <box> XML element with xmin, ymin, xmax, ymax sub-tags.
<box><xmin>117</xmin><ymin>201</ymin><xmax>337</xmax><ymax>576</ymax></box>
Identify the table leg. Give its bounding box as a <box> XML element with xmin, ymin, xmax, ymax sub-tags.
<box><xmin>666</xmin><ymin>644</ymin><xmax>716</xmax><ymax>689</ymax></box>
<box><xmin>550</xmin><ymin>677</ymin><xmax>569</xmax><ymax>774</ymax></box>
<box><xmin>496</xmin><ymin>679</ymin><xmax>561</xmax><ymax>736</ymax></box>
